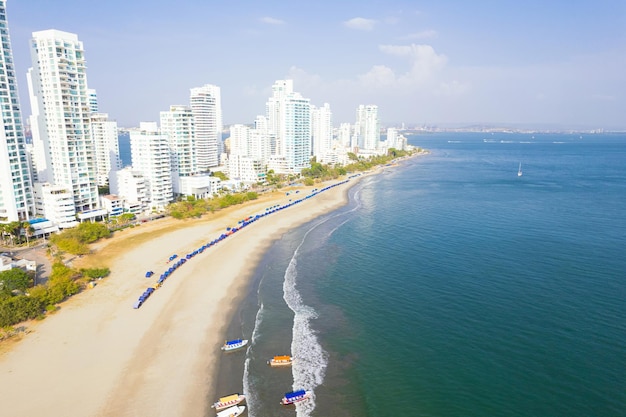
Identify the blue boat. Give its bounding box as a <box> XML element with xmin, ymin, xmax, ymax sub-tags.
<box><xmin>221</xmin><ymin>339</ymin><xmax>248</xmax><ymax>351</ymax></box>
<box><xmin>280</xmin><ymin>389</ymin><xmax>310</xmax><ymax>405</ymax></box>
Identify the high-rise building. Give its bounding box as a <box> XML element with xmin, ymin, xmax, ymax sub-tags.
<box><xmin>90</xmin><ymin>113</ymin><xmax>121</xmax><ymax>186</ymax></box>
<box><xmin>27</xmin><ymin>29</ymin><xmax>99</xmax><ymax>215</ymax></box>
<box><xmin>190</xmin><ymin>84</ymin><xmax>222</xmax><ymax>170</ymax></box>
<box><xmin>129</xmin><ymin>122</ymin><xmax>173</xmax><ymax>210</ymax></box>
<box><xmin>266</xmin><ymin>80</ymin><xmax>311</xmax><ymax>173</ymax></box>
<box><xmin>0</xmin><ymin>0</ymin><xmax>35</xmax><ymax>222</ymax></box>
<box><xmin>160</xmin><ymin>105</ymin><xmax>196</xmax><ymax>194</ymax></box>
<box><xmin>355</xmin><ymin>105</ymin><xmax>380</xmax><ymax>151</ymax></box>
<box><xmin>311</xmin><ymin>103</ymin><xmax>333</xmax><ymax>161</ymax></box>
<box><xmin>266</xmin><ymin>79</ymin><xmax>293</xmax><ymax>155</ymax></box>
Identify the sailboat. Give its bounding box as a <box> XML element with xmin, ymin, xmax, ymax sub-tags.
<box><xmin>517</xmin><ymin>162</ymin><xmax>523</xmax><ymax>177</ymax></box>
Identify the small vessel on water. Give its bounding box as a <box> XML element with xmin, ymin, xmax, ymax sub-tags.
<box><xmin>215</xmin><ymin>405</ymin><xmax>246</xmax><ymax>417</ymax></box>
<box><xmin>280</xmin><ymin>389</ymin><xmax>311</xmax><ymax>405</ymax></box>
<box><xmin>221</xmin><ymin>339</ymin><xmax>248</xmax><ymax>351</ymax></box>
<box><xmin>518</xmin><ymin>162</ymin><xmax>523</xmax><ymax>177</ymax></box>
<box><xmin>268</xmin><ymin>355</ymin><xmax>293</xmax><ymax>367</ymax></box>
<box><xmin>211</xmin><ymin>393</ymin><xmax>246</xmax><ymax>411</ymax></box>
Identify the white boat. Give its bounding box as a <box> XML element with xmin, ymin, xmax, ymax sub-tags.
<box><xmin>211</xmin><ymin>393</ymin><xmax>246</xmax><ymax>410</ymax></box>
<box><xmin>216</xmin><ymin>405</ymin><xmax>245</xmax><ymax>417</ymax></box>
<box><xmin>517</xmin><ymin>162</ymin><xmax>523</xmax><ymax>177</ymax></box>
<box><xmin>280</xmin><ymin>389</ymin><xmax>311</xmax><ymax>405</ymax></box>
<box><xmin>221</xmin><ymin>339</ymin><xmax>248</xmax><ymax>351</ymax></box>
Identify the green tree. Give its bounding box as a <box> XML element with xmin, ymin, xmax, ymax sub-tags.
<box><xmin>80</xmin><ymin>267</ymin><xmax>110</xmax><ymax>279</ymax></box>
<box><xmin>76</xmin><ymin>222</ymin><xmax>111</xmax><ymax>243</ymax></box>
<box><xmin>211</xmin><ymin>171</ymin><xmax>228</xmax><ymax>181</ymax></box>
<box><xmin>23</xmin><ymin>222</ymin><xmax>35</xmax><ymax>246</ymax></box>
<box><xmin>0</xmin><ymin>295</ymin><xmax>44</xmax><ymax>326</ymax></box>
<box><xmin>0</xmin><ymin>269</ymin><xmax>32</xmax><ymax>296</ymax></box>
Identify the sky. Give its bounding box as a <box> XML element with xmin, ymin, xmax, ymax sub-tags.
<box><xmin>6</xmin><ymin>0</ymin><xmax>626</xmax><ymax>130</ymax></box>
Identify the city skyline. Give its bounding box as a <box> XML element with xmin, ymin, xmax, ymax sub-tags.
<box><xmin>6</xmin><ymin>0</ymin><xmax>626</xmax><ymax>130</ymax></box>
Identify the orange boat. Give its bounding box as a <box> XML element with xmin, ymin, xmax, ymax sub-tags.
<box><xmin>267</xmin><ymin>355</ymin><xmax>293</xmax><ymax>367</ymax></box>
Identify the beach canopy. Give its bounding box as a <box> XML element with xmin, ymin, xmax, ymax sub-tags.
<box><xmin>285</xmin><ymin>390</ymin><xmax>306</xmax><ymax>399</ymax></box>
<box><xmin>219</xmin><ymin>394</ymin><xmax>240</xmax><ymax>403</ymax></box>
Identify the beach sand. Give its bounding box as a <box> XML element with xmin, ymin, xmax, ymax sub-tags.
<box><xmin>0</xmin><ymin>180</ymin><xmax>355</xmax><ymax>417</ymax></box>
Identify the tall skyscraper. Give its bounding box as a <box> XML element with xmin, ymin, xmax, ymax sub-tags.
<box><xmin>190</xmin><ymin>84</ymin><xmax>222</xmax><ymax>170</ymax></box>
<box><xmin>0</xmin><ymin>0</ymin><xmax>34</xmax><ymax>222</ymax></box>
<box><xmin>160</xmin><ymin>105</ymin><xmax>196</xmax><ymax>194</ymax></box>
<box><xmin>27</xmin><ymin>29</ymin><xmax>99</xmax><ymax>214</ymax></box>
<box><xmin>129</xmin><ymin>122</ymin><xmax>173</xmax><ymax>210</ymax></box>
<box><xmin>311</xmin><ymin>103</ymin><xmax>333</xmax><ymax>160</ymax></box>
<box><xmin>355</xmin><ymin>105</ymin><xmax>380</xmax><ymax>151</ymax></box>
<box><xmin>90</xmin><ymin>113</ymin><xmax>121</xmax><ymax>186</ymax></box>
<box><xmin>266</xmin><ymin>80</ymin><xmax>311</xmax><ymax>173</ymax></box>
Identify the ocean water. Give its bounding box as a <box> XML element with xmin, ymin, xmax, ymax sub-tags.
<box><xmin>223</xmin><ymin>132</ymin><xmax>626</xmax><ymax>417</ymax></box>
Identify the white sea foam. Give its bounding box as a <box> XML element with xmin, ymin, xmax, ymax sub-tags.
<box><xmin>282</xmin><ymin>226</ymin><xmax>332</xmax><ymax>416</ymax></box>
<box><xmin>243</xmin><ymin>301</ymin><xmax>265</xmax><ymax>417</ymax></box>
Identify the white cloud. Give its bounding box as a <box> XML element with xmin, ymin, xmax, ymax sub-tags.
<box><xmin>260</xmin><ymin>16</ymin><xmax>285</xmax><ymax>25</ymax></box>
<box><xmin>344</xmin><ymin>17</ymin><xmax>376</xmax><ymax>31</ymax></box>
<box><xmin>375</xmin><ymin>44</ymin><xmax>448</xmax><ymax>86</ymax></box>
<box><xmin>358</xmin><ymin>65</ymin><xmax>397</xmax><ymax>87</ymax></box>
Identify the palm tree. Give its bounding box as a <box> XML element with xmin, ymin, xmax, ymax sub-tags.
<box><xmin>0</xmin><ymin>223</ymin><xmax>10</xmax><ymax>246</ymax></box>
<box><xmin>21</xmin><ymin>222</ymin><xmax>34</xmax><ymax>247</ymax></box>
<box><xmin>2</xmin><ymin>221</ymin><xmax>22</xmax><ymax>246</ymax></box>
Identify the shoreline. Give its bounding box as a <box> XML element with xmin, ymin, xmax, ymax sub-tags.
<box><xmin>0</xmin><ymin>175</ymin><xmax>363</xmax><ymax>417</ymax></box>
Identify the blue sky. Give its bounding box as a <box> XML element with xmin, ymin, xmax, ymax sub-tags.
<box><xmin>7</xmin><ymin>0</ymin><xmax>626</xmax><ymax>129</ymax></box>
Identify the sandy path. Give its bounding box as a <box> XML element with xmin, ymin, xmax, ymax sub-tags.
<box><xmin>0</xmin><ymin>182</ymin><xmax>353</xmax><ymax>417</ymax></box>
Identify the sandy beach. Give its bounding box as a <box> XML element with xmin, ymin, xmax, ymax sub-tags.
<box><xmin>0</xmin><ymin>179</ymin><xmax>356</xmax><ymax>417</ymax></box>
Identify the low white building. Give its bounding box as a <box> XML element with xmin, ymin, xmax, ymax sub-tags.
<box><xmin>266</xmin><ymin>156</ymin><xmax>291</xmax><ymax>175</ymax></box>
<box><xmin>32</xmin><ymin>183</ymin><xmax>78</xmax><ymax>229</ymax></box>
<box><xmin>0</xmin><ymin>254</ymin><xmax>36</xmax><ymax>273</ymax></box>
<box><xmin>100</xmin><ymin>195</ymin><xmax>124</xmax><ymax>217</ymax></box>
<box><xmin>227</xmin><ymin>155</ymin><xmax>266</xmax><ymax>183</ymax></box>
<box><xmin>178</xmin><ymin>174</ymin><xmax>221</xmax><ymax>199</ymax></box>
<box><xmin>28</xmin><ymin>218</ymin><xmax>59</xmax><ymax>238</ymax></box>
<box><xmin>110</xmin><ymin>168</ymin><xmax>149</xmax><ymax>213</ymax></box>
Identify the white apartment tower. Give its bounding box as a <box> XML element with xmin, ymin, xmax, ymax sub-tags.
<box><xmin>229</xmin><ymin>124</ymin><xmax>249</xmax><ymax>157</ymax></box>
<box><xmin>282</xmin><ymin>93</ymin><xmax>311</xmax><ymax>172</ymax></box>
<box><xmin>355</xmin><ymin>105</ymin><xmax>380</xmax><ymax>151</ymax></box>
<box><xmin>130</xmin><ymin>122</ymin><xmax>173</xmax><ymax>210</ymax></box>
<box><xmin>266</xmin><ymin>80</ymin><xmax>311</xmax><ymax>173</ymax></box>
<box><xmin>311</xmin><ymin>103</ymin><xmax>333</xmax><ymax>161</ymax></box>
<box><xmin>90</xmin><ymin>112</ymin><xmax>121</xmax><ymax>186</ymax></box>
<box><xmin>0</xmin><ymin>0</ymin><xmax>34</xmax><ymax>222</ymax></box>
<box><xmin>160</xmin><ymin>105</ymin><xmax>196</xmax><ymax>194</ymax></box>
<box><xmin>27</xmin><ymin>29</ymin><xmax>99</xmax><ymax>214</ymax></box>
<box><xmin>190</xmin><ymin>84</ymin><xmax>222</xmax><ymax>170</ymax></box>
<box><xmin>266</xmin><ymin>79</ymin><xmax>293</xmax><ymax>156</ymax></box>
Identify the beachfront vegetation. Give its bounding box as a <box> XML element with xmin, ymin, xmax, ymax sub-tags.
<box><xmin>49</xmin><ymin>222</ymin><xmax>111</xmax><ymax>256</ymax></box>
<box><xmin>0</xmin><ymin>262</ymin><xmax>104</xmax><ymax>327</ymax></box>
<box><xmin>0</xmin><ymin>221</ymin><xmax>35</xmax><ymax>247</ymax></box>
<box><xmin>167</xmin><ymin>191</ymin><xmax>259</xmax><ymax>219</ymax></box>
<box><xmin>299</xmin><ymin>148</ymin><xmax>417</xmax><ymax>184</ymax></box>
<box><xmin>0</xmin><ymin>269</ymin><xmax>33</xmax><ymax>297</ymax></box>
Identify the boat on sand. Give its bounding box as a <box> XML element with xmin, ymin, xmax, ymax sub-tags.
<box><xmin>211</xmin><ymin>393</ymin><xmax>245</xmax><ymax>411</ymax></box>
<box><xmin>215</xmin><ymin>405</ymin><xmax>245</xmax><ymax>417</ymax></box>
<box><xmin>221</xmin><ymin>339</ymin><xmax>248</xmax><ymax>351</ymax></box>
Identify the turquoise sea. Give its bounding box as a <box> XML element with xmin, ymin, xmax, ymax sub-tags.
<box><xmin>215</xmin><ymin>132</ymin><xmax>626</xmax><ymax>417</ymax></box>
